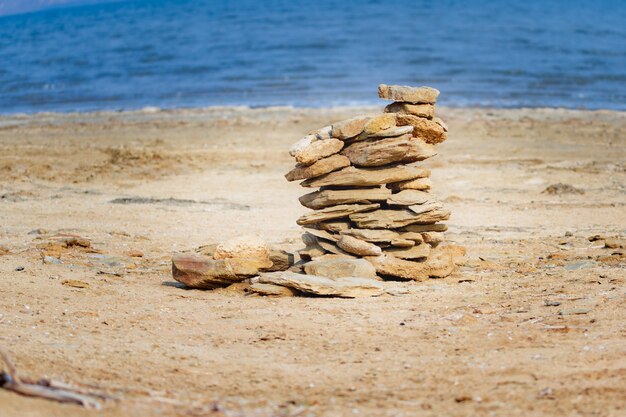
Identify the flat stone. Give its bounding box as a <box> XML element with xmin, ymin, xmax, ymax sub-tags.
<box><xmin>313</xmin><ymin>125</ymin><xmax>333</xmax><ymax>139</ymax></box>
<box><xmin>317</xmin><ymin>239</ymin><xmax>355</xmax><ymax>257</ymax></box>
<box><xmin>263</xmin><ymin>248</ymin><xmax>295</xmax><ymax>272</ymax></box>
<box><xmin>396</xmin><ymin>114</ymin><xmax>447</xmax><ymax>144</ymax></box>
<box><xmin>297</xmin><ymin>203</ymin><xmax>379</xmax><ymax>225</ymax></box>
<box><xmin>398</xmin><ymin>232</ymin><xmax>424</xmax><ymax>243</ymax></box>
<box><xmin>317</xmin><ymin>220</ymin><xmax>352</xmax><ymax>233</ymax></box>
<box><xmin>259</xmin><ymin>271</ymin><xmax>384</xmax><ymax>298</ymax></box>
<box><xmin>387</xmin><ymin>190</ymin><xmax>431</xmax><ymax>206</ymax></box>
<box><xmin>289</xmin><ymin>134</ymin><xmax>317</xmax><ymax>157</ymax></box>
<box><xmin>364</xmin><ymin>254</ymin><xmax>429</xmax><ymax>281</ymax></box>
<box><xmin>304</xmin><ymin>258</ymin><xmax>377</xmax><ymax>279</ymax></box>
<box><xmin>248</xmin><ymin>282</ymin><xmax>298</xmax><ymax>296</ymax></box>
<box><xmin>408</xmin><ymin>201</ymin><xmax>444</xmax><ymax>215</ymax></box>
<box><xmin>357</xmin><ymin>125</ymin><xmax>414</xmax><ymax>140</ymax></box>
<box><xmin>361</xmin><ymin>114</ymin><xmax>397</xmax><ymax>136</ymax></box>
<box><xmin>407</xmin><ymin>207</ymin><xmax>451</xmax><ymax>223</ymax></box>
<box><xmin>422</xmin><ymin>232</ymin><xmax>445</xmax><ymax>247</ymax></box>
<box><xmin>401</xmin><ymin>223</ymin><xmax>448</xmax><ymax>233</ymax></box>
<box><xmin>213</xmin><ymin>236</ymin><xmax>273</xmax><ymax>269</ymax></box>
<box><xmin>389</xmin><ymin>238</ymin><xmax>415</xmax><ymax>247</ymax></box>
<box><xmin>302</xmin><ymin>165</ymin><xmax>430</xmax><ymax>188</ymax></box>
<box><xmin>341</xmin><ymin>134</ymin><xmax>436</xmax><ymax>167</ymax></box>
<box><xmin>337</xmin><ymin>235</ymin><xmax>383</xmax><ymax>256</ymax></box>
<box><xmin>299</xmin><ymin>241</ymin><xmax>326</xmax><ymax>261</ymax></box>
<box><xmin>340</xmin><ymin>228</ymin><xmax>400</xmax><ymax>243</ymax></box>
<box><xmin>302</xmin><ymin>227</ymin><xmax>339</xmax><ymax>242</ymax></box>
<box><xmin>285</xmin><ymin>154</ymin><xmax>350</xmax><ymax>182</ymax></box>
<box><xmin>384</xmin><ymin>102</ymin><xmax>435</xmax><ymax>118</ymax></box>
<box><xmin>172</xmin><ymin>253</ymin><xmax>264</xmax><ymax>289</ymax></box>
<box><xmin>299</xmin><ymin>188</ymin><xmax>391</xmax><ymax>209</ymax></box>
<box><xmin>294</xmin><ymin>138</ymin><xmax>344</xmax><ymax>166</ymax></box>
<box><xmin>331</xmin><ymin>116</ymin><xmax>371</xmax><ymax>139</ymax></box>
<box><xmin>385</xmin><ymin>243</ymin><xmax>431</xmax><ymax>259</ymax></box>
<box><xmin>350</xmin><ymin>208</ymin><xmax>448</xmax><ymax>229</ymax></box>
<box><xmin>387</xmin><ymin>177</ymin><xmax>432</xmax><ymax>192</ymax></box>
<box><xmin>378</xmin><ymin>84</ymin><xmax>440</xmax><ymax>104</ymax></box>
<box><xmin>433</xmin><ymin>117</ymin><xmax>448</xmax><ymax>132</ymax></box>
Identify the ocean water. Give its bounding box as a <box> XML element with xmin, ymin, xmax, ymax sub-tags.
<box><xmin>1</xmin><ymin>0</ymin><xmax>625</xmax><ymax>113</ymax></box>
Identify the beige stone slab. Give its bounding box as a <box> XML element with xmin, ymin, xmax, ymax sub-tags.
<box><xmin>299</xmin><ymin>187</ymin><xmax>391</xmax><ymax>210</ymax></box>
<box><xmin>387</xmin><ymin>177</ymin><xmax>432</xmax><ymax>192</ymax></box>
<box><xmin>317</xmin><ymin>220</ymin><xmax>353</xmax><ymax>233</ymax></box>
<box><xmin>384</xmin><ymin>102</ymin><xmax>435</xmax><ymax>119</ymax></box>
<box><xmin>297</xmin><ymin>203</ymin><xmax>379</xmax><ymax>225</ymax></box>
<box><xmin>364</xmin><ymin>254</ymin><xmax>429</xmax><ymax>281</ymax></box>
<box><xmin>385</xmin><ymin>243</ymin><xmax>431</xmax><ymax>259</ymax></box>
<box><xmin>259</xmin><ymin>271</ymin><xmax>384</xmax><ymax>298</ymax></box>
<box><xmin>331</xmin><ymin>116</ymin><xmax>371</xmax><ymax>139</ymax></box>
<box><xmin>285</xmin><ymin>154</ymin><xmax>350</xmax><ymax>182</ymax></box>
<box><xmin>294</xmin><ymin>138</ymin><xmax>344</xmax><ymax>166</ymax></box>
<box><xmin>401</xmin><ymin>223</ymin><xmax>448</xmax><ymax>233</ymax></box>
<box><xmin>389</xmin><ymin>238</ymin><xmax>415</xmax><ymax>247</ymax></box>
<box><xmin>378</xmin><ymin>84</ymin><xmax>440</xmax><ymax>104</ymax></box>
<box><xmin>340</xmin><ymin>228</ymin><xmax>400</xmax><ymax>243</ymax></box>
<box><xmin>396</xmin><ymin>113</ymin><xmax>447</xmax><ymax>144</ymax></box>
<box><xmin>301</xmin><ymin>165</ymin><xmax>430</xmax><ymax>188</ymax></box>
<box><xmin>356</xmin><ymin>125</ymin><xmax>414</xmax><ymax>140</ymax></box>
<box><xmin>304</xmin><ymin>258</ymin><xmax>377</xmax><ymax>279</ymax></box>
<box><xmin>172</xmin><ymin>253</ymin><xmax>263</xmax><ymax>289</ymax></box>
<box><xmin>341</xmin><ymin>134</ymin><xmax>436</xmax><ymax>167</ymax></box>
<box><xmin>350</xmin><ymin>207</ymin><xmax>450</xmax><ymax>229</ymax></box>
<box><xmin>337</xmin><ymin>235</ymin><xmax>383</xmax><ymax>256</ymax></box>
<box><xmin>302</xmin><ymin>227</ymin><xmax>339</xmax><ymax>242</ymax></box>
<box><xmin>386</xmin><ymin>189</ymin><xmax>431</xmax><ymax>206</ymax></box>
<box><xmin>248</xmin><ymin>282</ymin><xmax>298</xmax><ymax>296</ymax></box>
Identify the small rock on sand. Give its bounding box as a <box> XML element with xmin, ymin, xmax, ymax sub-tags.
<box><xmin>542</xmin><ymin>183</ymin><xmax>585</xmax><ymax>195</ymax></box>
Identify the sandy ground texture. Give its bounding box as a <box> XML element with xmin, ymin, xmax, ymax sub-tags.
<box><xmin>0</xmin><ymin>105</ymin><xmax>625</xmax><ymax>417</ymax></box>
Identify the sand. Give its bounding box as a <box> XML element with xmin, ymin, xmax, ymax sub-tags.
<box><xmin>0</xmin><ymin>106</ymin><xmax>625</xmax><ymax>416</ymax></box>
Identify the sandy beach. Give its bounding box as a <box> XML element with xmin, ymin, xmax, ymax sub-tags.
<box><xmin>0</xmin><ymin>106</ymin><xmax>625</xmax><ymax>416</ymax></box>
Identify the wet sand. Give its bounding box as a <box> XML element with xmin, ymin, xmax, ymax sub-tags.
<box><xmin>0</xmin><ymin>106</ymin><xmax>625</xmax><ymax>416</ymax></box>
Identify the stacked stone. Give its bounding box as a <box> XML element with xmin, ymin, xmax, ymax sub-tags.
<box><xmin>285</xmin><ymin>84</ymin><xmax>455</xmax><ymax>281</ymax></box>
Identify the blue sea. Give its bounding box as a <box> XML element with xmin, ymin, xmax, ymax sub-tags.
<box><xmin>1</xmin><ymin>0</ymin><xmax>625</xmax><ymax>113</ymax></box>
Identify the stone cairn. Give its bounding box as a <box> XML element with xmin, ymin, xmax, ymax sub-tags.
<box><xmin>172</xmin><ymin>85</ymin><xmax>461</xmax><ymax>298</ymax></box>
<box><xmin>282</xmin><ymin>84</ymin><xmax>458</xmax><ymax>284</ymax></box>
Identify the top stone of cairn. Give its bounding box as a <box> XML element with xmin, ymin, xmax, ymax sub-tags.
<box><xmin>378</xmin><ymin>84</ymin><xmax>440</xmax><ymax>104</ymax></box>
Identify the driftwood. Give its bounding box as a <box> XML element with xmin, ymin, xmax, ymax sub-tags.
<box><xmin>0</xmin><ymin>348</ymin><xmax>108</xmax><ymax>409</ymax></box>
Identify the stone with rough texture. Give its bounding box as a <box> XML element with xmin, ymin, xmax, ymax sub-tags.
<box><xmin>341</xmin><ymin>134</ymin><xmax>436</xmax><ymax>167</ymax></box>
<box><xmin>401</xmin><ymin>223</ymin><xmax>448</xmax><ymax>233</ymax></box>
<box><xmin>302</xmin><ymin>227</ymin><xmax>339</xmax><ymax>242</ymax></box>
<box><xmin>302</xmin><ymin>165</ymin><xmax>430</xmax><ymax>188</ymax></box>
<box><xmin>387</xmin><ymin>189</ymin><xmax>431</xmax><ymax>206</ymax></box>
<box><xmin>263</xmin><ymin>248</ymin><xmax>295</xmax><ymax>272</ymax></box>
<box><xmin>340</xmin><ymin>228</ymin><xmax>400</xmax><ymax>243</ymax></box>
<box><xmin>396</xmin><ymin>114</ymin><xmax>447</xmax><ymax>144</ymax></box>
<box><xmin>317</xmin><ymin>239</ymin><xmax>354</xmax><ymax>257</ymax></box>
<box><xmin>361</xmin><ymin>114</ymin><xmax>396</xmax><ymax>136</ymax></box>
<box><xmin>384</xmin><ymin>102</ymin><xmax>435</xmax><ymax>119</ymax></box>
<box><xmin>390</xmin><ymin>238</ymin><xmax>415</xmax><ymax>247</ymax></box>
<box><xmin>357</xmin><ymin>125</ymin><xmax>414</xmax><ymax>140</ymax></box>
<box><xmin>317</xmin><ymin>220</ymin><xmax>352</xmax><ymax>233</ymax></box>
<box><xmin>289</xmin><ymin>134</ymin><xmax>317</xmax><ymax>157</ymax></box>
<box><xmin>259</xmin><ymin>271</ymin><xmax>384</xmax><ymax>298</ymax></box>
<box><xmin>422</xmin><ymin>232</ymin><xmax>445</xmax><ymax>247</ymax></box>
<box><xmin>407</xmin><ymin>207</ymin><xmax>451</xmax><ymax>223</ymax></box>
<box><xmin>398</xmin><ymin>232</ymin><xmax>424</xmax><ymax>243</ymax></box>
<box><xmin>378</xmin><ymin>84</ymin><xmax>440</xmax><ymax>104</ymax></box>
<box><xmin>285</xmin><ymin>154</ymin><xmax>350</xmax><ymax>182</ymax></box>
<box><xmin>408</xmin><ymin>201</ymin><xmax>444</xmax><ymax>215</ymax></box>
<box><xmin>304</xmin><ymin>258</ymin><xmax>377</xmax><ymax>279</ymax></box>
<box><xmin>387</xmin><ymin>177</ymin><xmax>432</xmax><ymax>192</ymax></box>
<box><xmin>337</xmin><ymin>235</ymin><xmax>383</xmax><ymax>256</ymax></box>
<box><xmin>172</xmin><ymin>253</ymin><xmax>263</xmax><ymax>289</ymax></box>
<box><xmin>350</xmin><ymin>208</ymin><xmax>448</xmax><ymax>229</ymax></box>
<box><xmin>297</xmin><ymin>203</ymin><xmax>379</xmax><ymax>225</ymax></box>
<box><xmin>294</xmin><ymin>138</ymin><xmax>344</xmax><ymax>166</ymax></box>
<box><xmin>213</xmin><ymin>235</ymin><xmax>272</xmax><ymax>268</ymax></box>
<box><xmin>331</xmin><ymin>116</ymin><xmax>371</xmax><ymax>139</ymax></box>
<box><xmin>433</xmin><ymin>117</ymin><xmax>448</xmax><ymax>132</ymax></box>
<box><xmin>385</xmin><ymin>243</ymin><xmax>431</xmax><ymax>259</ymax></box>
<box><xmin>249</xmin><ymin>282</ymin><xmax>298</xmax><ymax>296</ymax></box>
<box><xmin>299</xmin><ymin>188</ymin><xmax>391</xmax><ymax>209</ymax></box>
<box><xmin>364</xmin><ymin>254</ymin><xmax>429</xmax><ymax>281</ymax></box>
